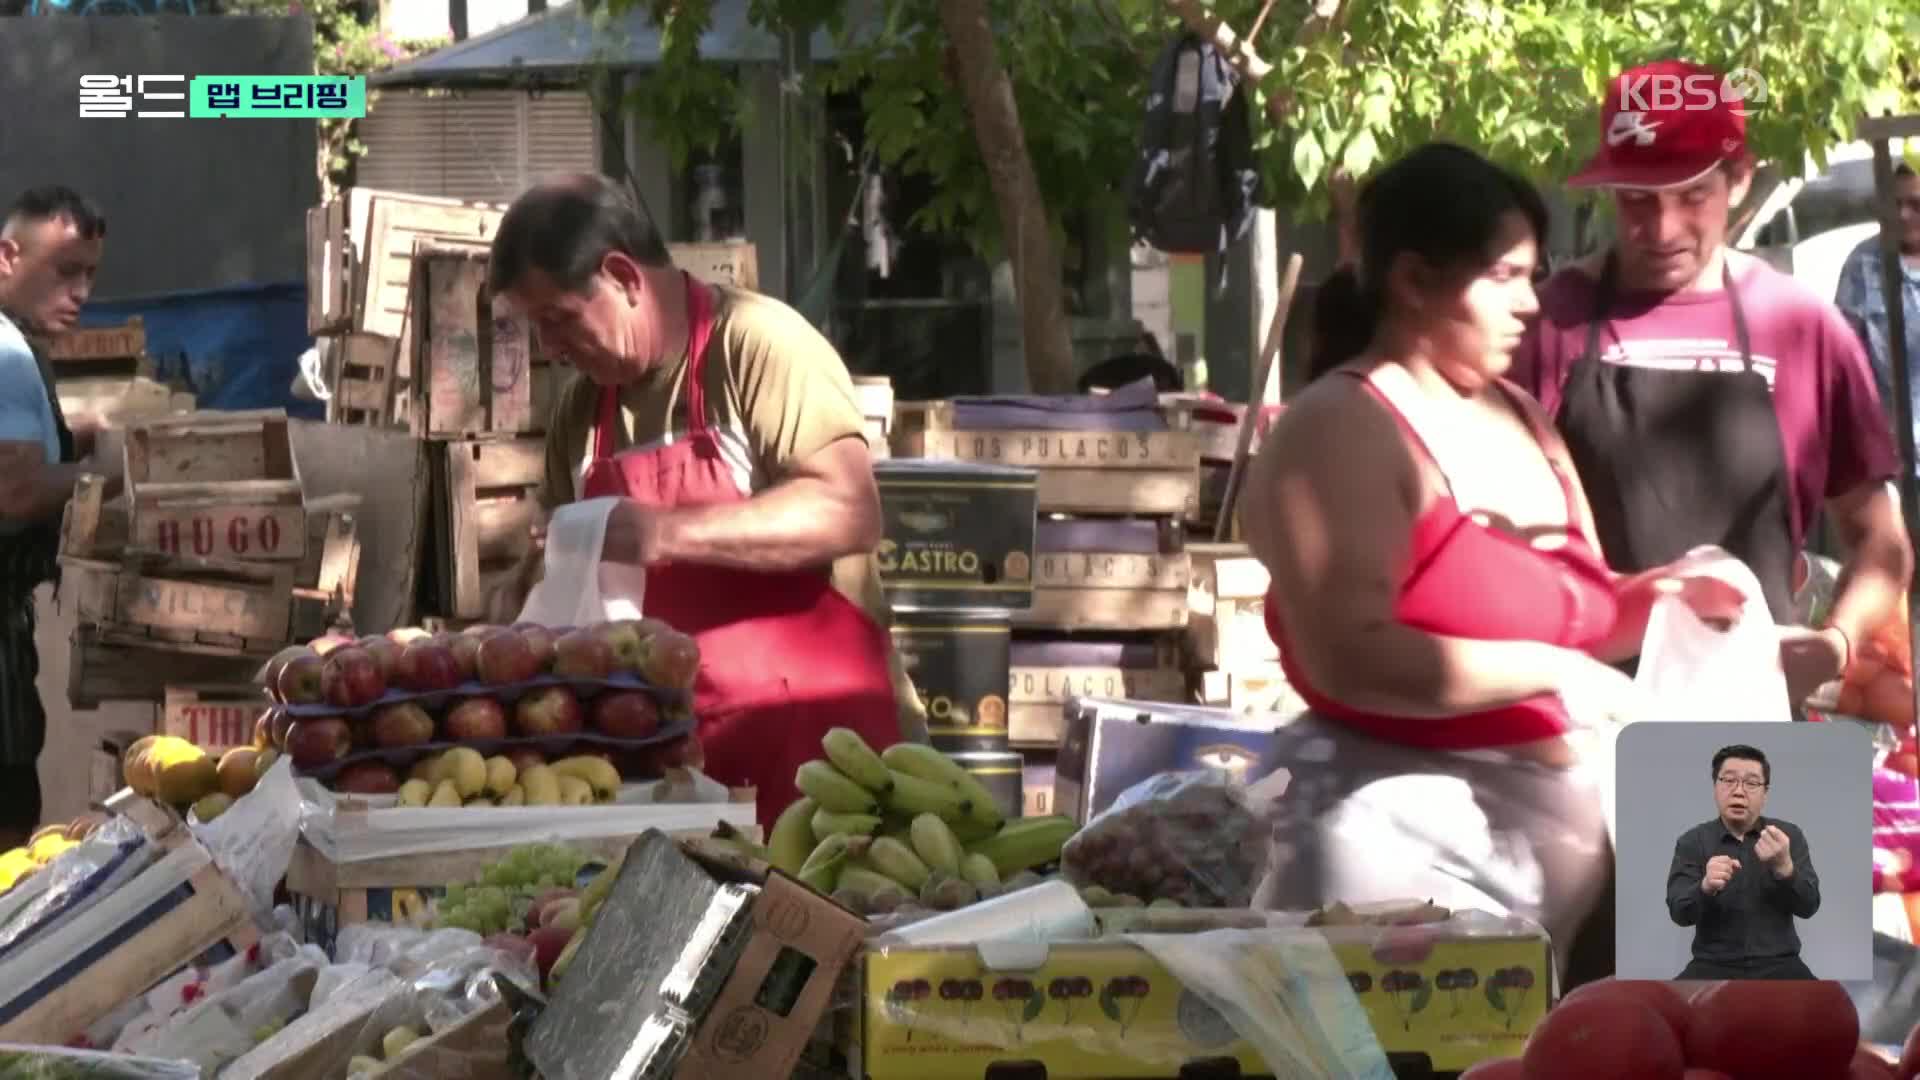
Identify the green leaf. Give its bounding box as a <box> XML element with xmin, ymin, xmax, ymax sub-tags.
<box><xmin>1342</xmin><ymin>129</ymin><xmax>1382</xmax><ymax>178</ymax></box>
<box><xmin>1292</xmin><ymin>130</ymin><xmax>1328</xmax><ymax>192</ymax></box>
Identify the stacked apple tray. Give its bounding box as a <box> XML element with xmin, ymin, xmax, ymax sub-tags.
<box><xmin>274</xmin><ymin>623</ymin><xmax>699</xmax><ymax>801</ymax></box>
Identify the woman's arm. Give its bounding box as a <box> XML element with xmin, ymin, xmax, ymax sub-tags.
<box><xmin>1244</xmin><ymin>382</ymin><xmax>1603</xmax><ymax>718</ymax></box>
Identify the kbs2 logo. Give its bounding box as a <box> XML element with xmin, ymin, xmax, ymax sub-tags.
<box><xmin>1616</xmin><ymin>68</ymin><xmax>1768</xmax><ymax>117</ymax></box>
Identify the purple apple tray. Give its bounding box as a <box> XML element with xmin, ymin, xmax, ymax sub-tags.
<box><xmin>290</xmin><ymin>713</ymin><xmax>698</xmax><ymax>785</ymax></box>
<box><xmin>278</xmin><ymin>673</ymin><xmax>689</xmax><ymax>720</ymax></box>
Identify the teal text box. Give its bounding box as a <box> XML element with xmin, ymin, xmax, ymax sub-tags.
<box><xmin>189</xmin><ymin>76</ymin><xmax>366</xmax><ymax>119</ymax></box>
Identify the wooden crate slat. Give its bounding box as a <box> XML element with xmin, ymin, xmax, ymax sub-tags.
<box><xmin>126</xmin><ymin>410</ymin><xmax>299</xmax><ymax>488</ymax></box>
<box><xmin>130</xmin><ymin>499</ymin><xmax>307</xmax><ymax>563</ymax></box>
<box><xmin>46</xmin><ymin>319</ymin><xmax>145</xmax><ymax>363</ymax></box>
<box><xmin>470</xmin><ymin>498</ymin><xmax>539</xmax><ymax>563</ymax></box>
<box><xmin>61</xmin><ymin>556</ymin><xmax>298</xmax><ymax>646</ymax></box>
<box><xmin>440</xmin><ymin>437</ymin><xmax>545</xmax><ymax>619</ymax></box>
<box><xmin>1013</xmin><ymin>589</ymin><xmax>1189</xmax><ymax>631</ymax></box>
<box><xmin>411</xmin><ymin>243</ymin><xmax>536</xmax><ymax>437</ymax></box>
<box><xmin>358</xmin><ymin>198</ymin><xmax>505</xmax><ymax>339</ymax></box>
<box><xmin>467</xmin><ymin>438</ymin><xmax>546</xmax><ymax>489</ymax></box>
<box><xmin>674</xmin><ymin>242</ymin><xmax>759</xmax><ymax>291</ymax></box>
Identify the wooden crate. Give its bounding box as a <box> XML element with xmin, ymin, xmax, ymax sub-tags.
<box><xmin>853</xmin><ymin>376</ymin><xmax>893</xmax><ymax>461</ymax></box>
<box><xmin>0</xmin><ymin>845</ymin><xmax>258</xmax><ymax>1044</ymax></box>
<box><xmin>1184</xmin><ymin>542</ymin><xmax>1277</xmax><ymax>671</ymax></box>
<box><xmin>1007</xmin><ymin>640</ymin><xmax>1187</xmax><ymax>748</ymax></box>
<box><xmin>891</xmin><ymin>402</ymin><xmax>1203</xmax><ymax>517</ymax></box>
<box><xmin>57</xmin><ymin>376</ymin><xmax>192</xmax><ymax>425</ymax></box>
<box><xmin>162</xmin><ymin>685</ymin><xmax>269</xmax><ymax>756</ymax></box>
<box><xmin>325</xmin><ymin>332</ymin><xmax>409</xmax><ymax>428</ymax></box>
<box><xmin>60</xmin><ymin>552</ymin><xmax>304</xmax><ymax>652</ymax></box>
<box><xmin>45</xmin><ymin>318</ymin><xmax>152</xmax><ymax>381</ymax></box>
<box><xmin>409</xmin><ymin>241</ymin><xmax>538</xmax><ymax>437</ymax></box>
<box><xmin>124</xmin><ymin>409</ymin><xmax>307</xmax><ymax>562</ymax></box>
<box><xmin>432</xmin><ymin>436</ymin><xmax>544</xmax><ymax>621</ymax></box>
<box><xmin>1016</xmin><ymin>522</ymin><xmax>1190</xmax><ymax>631</ymax></box>
<box><xmin>673</xmin><ymin>241</ymin><xmax>760</xmax><ymax>292</ymax></box>
<box><xmin>67</xmin><ymin>626</ymin><xmax>266</xmax><ymax>709</ymax></box>
<box><xmin>1196</xmin><ymin>662</ymin><xmax>1305</xmax><ymax>717</ymax></box>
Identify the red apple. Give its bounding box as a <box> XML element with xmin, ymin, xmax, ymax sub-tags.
<box><xmin>527</xmin><ymin>926</ymin><xmax>574</xmax><ymax>983</ymax></box>
<box><xmin>358</xmin><ymin>637</ymin><xmax>405</xmax><ymax>684</ymax></box>
<box><xmin>482</xmin><ymin>933</ymin><xmax>538</xmax><ymax>967</ymax></box>
<box><xmin>445</xmin><ymin>697</ymin><xmax>509</xmax><ymax>741</ymax></box>
<box><xmin>445</xmin><ymin>633</ymin><xmax>483</xmax><ymax>682</ymax></box>
<box><xmin>286</xmin><ymin>717</ymin><xmax>353</xmax><ymax>769</ymax></box>
<box><xmin>395</xmin><ymin>641</ymin><xmax>463</xmax><ymax>692</ymax></box>
<box><xmin>462</xmin><ymin>623</ymin><xmax>504</xmax><ymax>639</ymax></box>
<box><xmin>277</xmin><ymin>654</ymin><xmax>327</xmax><ymax>705</ymax></box>
<box><xmin>310</xmin><ymin>633</ymin><xmax>354</xmax><ymax>657</ymax></box>
<box><xmin>503</xmin><ymin>747</ymin><xmax>547</xmax><ymax>774</ymax></box>
<box><xmin>370</xmin><ymin>701</ymin><xmax>436</xmax><ymax>748</ymax></box>
<box><xmin>320</xmin><ymin>647</ymin><xmax>386</xmax><ymax>707</ymax></box>
<box><xmin>334</xmin><ymin>760</ymin><xmax>401</xmax><ymax>795</ymax></box>
<box><xmin>259</xmin><ymin>645</ymin><xmax>314</xmax><ymax>703</ymax></box>
<box><xmin>639</xmin><ymin>630</ymin><xmax>700</xmax><ymax>690</ymax></box>
<box><xmin>552</xmin><ymin>630</ymin><xmax>615</xmax><ymax>680</ymax></box>
<box><xmin>269</xmin><ymin>709</ymin><xmax>297</xmax><ymax>751</ymax></box>
<box><xmin>477</xmin><ymin>633</ymin><xmax>542</xmax><ymax>686</ymax></box>
<box><xmin>513</xmin><ymin>624</ymin><xmax>559</xmax><ymax>671</ymax></box>
<box><xmin>657</xmin><ymin>733</ymin><xmax>704</xmax><ymax>770</ymax></box>
<box><xmin>595</xmin><ymin>622</ymin><xmax>645</xmax><ymax>674</ymax></box>
<box><xmin>387</xmin><ymin>626</ymin><xmax>433</xmax><ymax>647</ymax></box>
<box><xmin>525</xmin><ymin>888</ymin><xmax>577</xmax><ymax>931</ymax></box>
<box><xmin>591</xmin><ymin>691</ymin><xmax>661</xmax><ymax>739</ymax></box>
<box><xmin>515</xmin><ymin>685</ymin><xmax>584</xmax><ymax>737</ymax></box>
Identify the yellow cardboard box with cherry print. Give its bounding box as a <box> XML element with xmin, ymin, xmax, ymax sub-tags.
<box><xmin>856</xmin><ymin>915</ymin><xmax>1551</xmax><ymax>1078</ymax></box>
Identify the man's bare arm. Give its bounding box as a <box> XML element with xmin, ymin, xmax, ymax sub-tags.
<box><xmin>1824</xmin><ymin>479</ymin><xmax>1913</xmax><ymax>651</ymax></box>
<box><xmin>0</xmin><ymin>440</ymin><xmax>91</xmax><ymax>525</ymax></box>
<box><xmin>604</xmin><ymin>436</ymin><xmax>881</xmax><ymax>571</ymax></box>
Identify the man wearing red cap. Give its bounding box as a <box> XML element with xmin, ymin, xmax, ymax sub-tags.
<box><xmin>1513</xmin><ymin>60</ymin><xmax>1913</xmax><ymax>706</ymax></box>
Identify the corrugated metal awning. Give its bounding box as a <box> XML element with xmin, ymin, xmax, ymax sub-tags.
<box><xmin>370</xmin><ymin>0</ymin><xmax>874</xmax><ymax>87</ymax></box>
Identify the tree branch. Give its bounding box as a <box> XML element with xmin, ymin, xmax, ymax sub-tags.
<box><xmin>1161</xmin><ymin>0</ymin><xmax>1346</xmax><ymax>125</ymax></box>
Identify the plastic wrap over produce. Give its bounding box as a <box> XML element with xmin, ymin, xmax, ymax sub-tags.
<box><xmin>1059</xmin><ymin>768</ymin><xmax>1288</xmax><ymax>908</ymax></box>
<box><xmin>190</xmin><ymin>755</ymin><xmax>304</xmax><ymax>920</ymax></box>
<box><xmin>0</xmin><ymin>816</ymin><xmax>153</xmax><ymax>959</ymax></box>
<box><xmin>0</xmin><ymin>1045</ymin><xmax>200</xmax><ymax>1078</ymax></box>
<box><xmin>218</xmin><ymin>926</ymin><xmax>534</xmax><ymax>1079</ymax></box>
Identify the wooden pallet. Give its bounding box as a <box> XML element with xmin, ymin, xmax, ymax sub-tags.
<box><xmin>431</xmin><ymin>436</ymin><xmax>544</xmax><ymax>621</ymax></box>
<box><xmin>891</xmin><ymin>402</ymin><xmax>1203</xmax><ymax>517</ymax></box>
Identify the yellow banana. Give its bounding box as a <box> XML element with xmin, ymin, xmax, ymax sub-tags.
<box><xmin>443</xmin><ymin>747</ymin><xmax>488</xmax><ymax>799</ymax></box>
<box><xmin>952</xmin><ymin>772</ymin><xmax>1007</xmax><ymax>831</ymax></box>
<box><xmin>960</xmin><ymin>852</ymin><xmax>1001</xmax><ymax>889</ymax></box>
<box><xmin>966</xmin><ymin>815</ymin><xmax>1076</xmax><ymax>878</ymax></box>
<box><xmin>521</xmin><ymin>765</ymin><xmax>562</xmax><ymax>806</ymax></box>
<box><xmin>427</xmin><ymin>781</ymin><xmax>462</xmax><ymax>808</ymax></box>
<box><xmin>797</xmin><ymin>833</ymin><xmax>853</xmax><ymax>893</ymax></box>
<box><xmin>551</xmin><ymin>756</ymin><xmax>622</xmax><ymax>801</ymax></box>
<box><xmin>821</xmin><ymin>728</ymin><xmax>893</xmax><ymax>795</ymax></box>
<box><xmin>795</xmin><ymin>761</ymin><xmax>880</xmax><ymax>815</ymax></box>
<box><xmin>838</xmin><ymin>866</ymin><xmax>911</xmax><ymax>901</ymax></box>
<box><xmin>500</xmin><ymin>785</ymin><xmax>527</xmax><ymax>807</ymax></box>
<box><xmin>880</xmin><ymin>741</ymin><xmax>968</xmax><ymax>786</ymax></box>
<box><xmin>579</xmin><ymin>857</ymin><xmax>623</xmax><ymax>921</ymax></box>
<box><xmin>397</xmin><ymin>779</ymin><xmax>432</xmax><ymax>808</ymax></box>
<box><xmin>767</xmin><ymin>798</ymin><xmax>818</xmax><ymax>876</ymax></box>
<box><xmin>880</xmin><ymin>769</ymin><xmax>970</xmax><ymax>823</ymax></box>
<box><xmin>811</xmin><ymin>807</ymin><xmax>883</xmax><ymax>838</ymax></box>
<box><xmin>557</xmin><ymin>776</ymin><xmax>594</xmax><ymax>806</ymax></box>
<box><xmin>483</xmin><ymin>756</ymin><xmax>518</xmax><ymax>798</ymax></box>
<box><xmin>464</xmin><ymin>796</ymin><xmax>494</xmax><ymax>808</ymax></box>
<box><xmin>866</xmin><ymin>836</ymin><xmax>932</xmax><ymax>891</ymax></box>
<box><xmin>550</xmin><ymin>930</ymin><xmax>586</xmax><ymax>985</ymax></box>
<box><xmin>909</xmin><ymin>813</ymin><xmax>964</xmax><ymax>877</ymax></box>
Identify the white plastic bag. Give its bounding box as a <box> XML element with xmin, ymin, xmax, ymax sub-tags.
<box><xmin>516</xmin><ymin>497</ymin><xmax>648</xmax><ymax>626</ymax></box>
<box><xmin>1588</xmin><ymin>547</ymin><xmax>1792</xmax><ymax>845</ymax></box>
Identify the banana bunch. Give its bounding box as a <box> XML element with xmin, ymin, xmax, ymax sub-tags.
<box><xmin>396</xmin><ymin>751</ymin><xmax>621</xmax><ymax>808</ymax></box>
<box><xmin>0</xmin><ymin>815</ymin><xmax>109</xmax><ymax>895</ymax></box>
<box><xmin>772</xmin><ymin>729</ymin><xmax>1079</xmax><ymax>913</ymax></box>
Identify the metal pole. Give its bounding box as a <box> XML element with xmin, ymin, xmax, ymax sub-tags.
<box><xmin>1869</xmin><ymin>137</ymin><xmax>1920</xmax><ymax>739</ymax></box>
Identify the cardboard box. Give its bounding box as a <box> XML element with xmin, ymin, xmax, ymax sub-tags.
<box><xmin>856</xmin><ymin>917</ymin><xmax>1551</xmax><ymax>1078</ymax></box>
<box><xmin>1053</xmin><ymin>697</ymin><xmax>1289</xmax><ymax>823</ymax></box>
<box><xmin>874</xmin><ymin>459</ymin><xmax>1038</xmax><ymax>610</ymax></box>
<box><xmin>525</xmin><ymin>831</ymin><xmax>865</xmax><ymax>1080</ymax></box>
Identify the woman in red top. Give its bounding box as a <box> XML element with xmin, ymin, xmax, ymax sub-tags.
<box><xmin>1242</xmin><ymin>144</ymin><xmax>1740</xmax><ymax>982</ymax></box>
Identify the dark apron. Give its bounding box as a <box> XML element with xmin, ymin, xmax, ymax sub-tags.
<box><xmin>1556</xmin><ymin>254</ymin><xmax>1798</xmax><ymax>624</ymax></box>
<box><xmin>0</xmin><ymin>335</ymin><xmax>75</xmax><ymax>768</ymax></box>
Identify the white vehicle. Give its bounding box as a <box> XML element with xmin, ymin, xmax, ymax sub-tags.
<box><xmin>1735</xmin><ymin>138</ymin><xmax>1916</xmax><ymax>300</ymax></box>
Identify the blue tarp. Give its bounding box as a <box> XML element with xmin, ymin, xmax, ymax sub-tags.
<box><xmin>74</xmin><ymin>281</ymin><xmax>322</xmax><ymax>419</ymax></box>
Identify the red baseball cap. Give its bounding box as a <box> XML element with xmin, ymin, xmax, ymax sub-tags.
<box><xmin>1567</xmin><ymin>60</ymin><xmax>1751</xmax><ymax>190</ymax></box>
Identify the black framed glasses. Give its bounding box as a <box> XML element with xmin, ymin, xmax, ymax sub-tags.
<box><xmin>1716</xmin><ymin>775</ymin><xmax>1767</xmax><ymax>792</ymax></box>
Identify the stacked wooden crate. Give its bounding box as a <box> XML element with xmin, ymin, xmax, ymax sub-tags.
<box><xmin>46</xmin><ymin>318</ymin><xmax>195</xmax><ymax>423</ymax></box>
<box><xmin>1184</xmin><ymin>542</ymin><xmax>1302</xmax><ymax>716</ymax></box>
<box><xmin>57</xmin><ymin>409</ymin><xmax>363</xmax><ymax>711</ymax></box>
<box><xmin>889</xmin><ymin>396</ymin><xmax>1202</xmax><ymax>807</ymax></box>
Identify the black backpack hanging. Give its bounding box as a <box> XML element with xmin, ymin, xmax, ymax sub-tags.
<box><xmin>1126</xmin><ymin>33</ymin><xmax>1263</xmax><ymax>263</ymax></box>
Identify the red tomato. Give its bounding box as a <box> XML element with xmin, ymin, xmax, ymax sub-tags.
<box><xmin>1560</xmin><ymin>978</ymin><xmax>1693</xmax><ymax>1044</ymax></box>
<box><xmin>1460</xmin><ymin>1058</ymin><xmax>1524</xmax><ymax>1079</ymax></box>
<box><xmin>1521</xmin><ymin>995</ymin><xmax>1684</xmax><ymax>1080</ymax></box>
<box><xmin>1900</xmin><ymin>1021</ymin><xmax>1920</xmax><ymax>1080</ymax></box>
<box><xmin>1685</xmin><ymin>981</ymin><xmax>1859</xmax><ymax>1079</ymax></box>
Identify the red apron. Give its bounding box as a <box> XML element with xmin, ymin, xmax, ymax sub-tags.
<box><xmin>579</xmin><ymin>275</ymin><xmax>902</xmax><ymax>828</ymax></box>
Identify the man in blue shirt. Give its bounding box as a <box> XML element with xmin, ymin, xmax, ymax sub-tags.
<box><xmin>0</xmin><ymin>186</ymin><xmax>111</xmax><ymax>848</ymax></box>
<box><xmin>1834</xmin><ymin>163</ymin><xmax>1920</xmax><ymax>466</ymax></box>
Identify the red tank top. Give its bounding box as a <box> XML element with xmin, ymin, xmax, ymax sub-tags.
<box><xmin>1266</xmin><ymin>370</ymin><xmax>1620</xmax><ymax>750</ymax></box>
